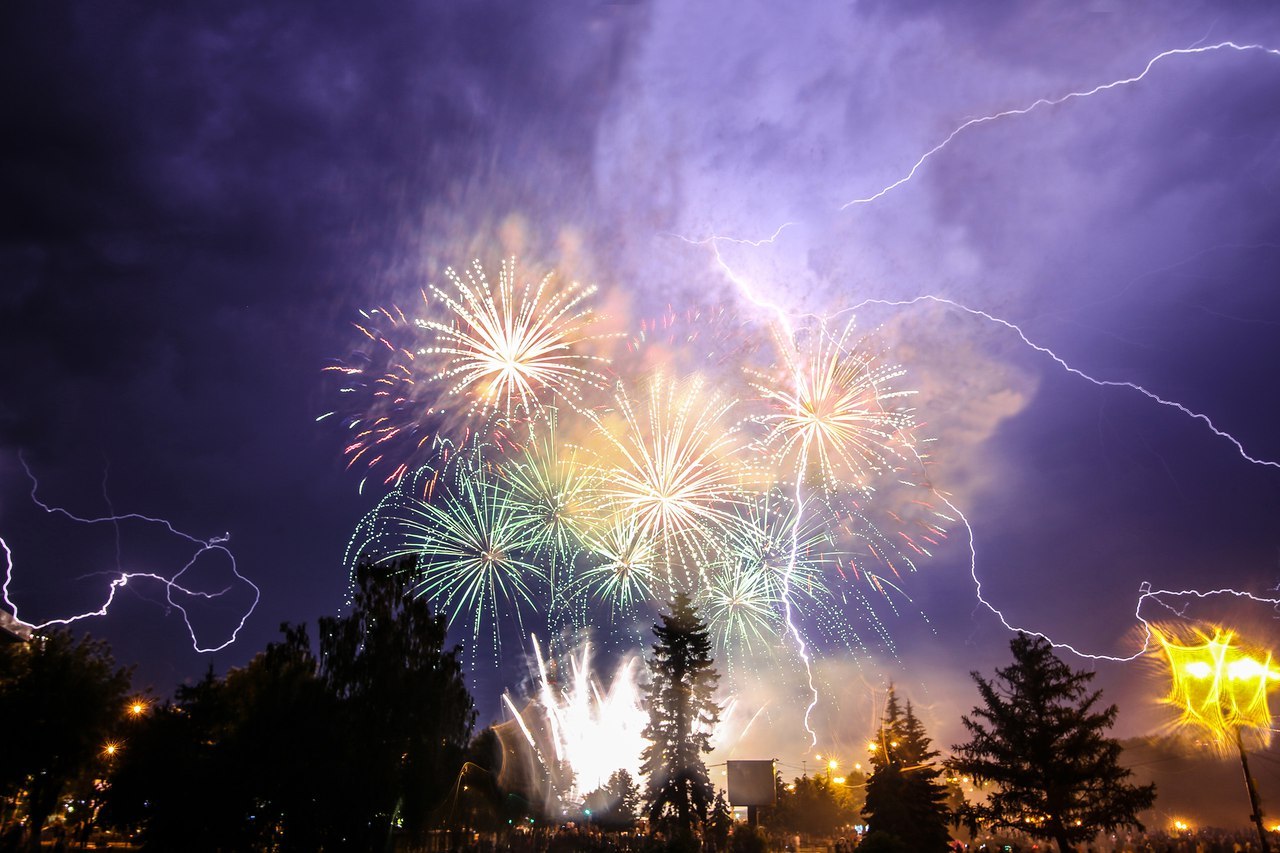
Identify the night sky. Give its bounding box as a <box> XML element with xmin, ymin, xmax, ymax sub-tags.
<box><xmin>4</xmin><ymin>0</ymin><xmax>1280</xmax><ymax>768</ymax></box>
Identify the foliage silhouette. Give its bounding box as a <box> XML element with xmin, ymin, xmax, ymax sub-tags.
<box><xmin>641</xmin><ymin>592</ymin><xmax>720</xmax><ymax>838</ymax></box>
<box><xmin>949</xmin><ymin>633</ymin><xmax>1156</xmax><ymax>853</ymax></box>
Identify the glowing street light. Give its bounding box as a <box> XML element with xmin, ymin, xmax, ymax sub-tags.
<box><xmin>1155</xmin><ymin>625</ymin><xmax>1280</xmax><ymax>853</ymax></box>
<box><xmin>1158</xmin><ymin>627</ymin><xmax>1280</xmax><ymax>744</ymax></box>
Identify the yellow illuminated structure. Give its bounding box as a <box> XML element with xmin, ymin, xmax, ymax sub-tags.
<box><xmin>1155</xmin><ymin>625</ymin><xmax>1280</xmax><ymax>852</ymax></box>
<box><xmin>1155</xmin><ymin>626</ymin><xmax>1280</xmax><ymax>746</ymax></box>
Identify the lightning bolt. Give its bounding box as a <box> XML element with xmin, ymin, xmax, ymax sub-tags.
<box><xmin>1</xmin><ymin>456</ymin><xmax>260</xmax><ymax>653</ymax></box>
<box><xmin>941</xmin><ymin>490</ymin><xmax>1280</xmax><ymax>663</ymax></box>
<box><xmin>677</xmin><ymin>38</ymin><xmax>1280</xmax><ymax>741</ymax></box>
<box><xmin>671</xmin><ymin>225</ymin><xmax>829</xmax><ymax>744</ymax></box>
<box><xmin>839</xmin><ymin>41</ymin><xmax>1280</xmax><ymax>211</ymax></box>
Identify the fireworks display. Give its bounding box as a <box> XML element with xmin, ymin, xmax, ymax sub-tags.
<box><xmin>506</xmin><ymin>637</ymin><xmax>650</xmax><ymax>799</ymax></box>
<box><xmin>335</xmin><ymin>257</ymin><xmax>948</xmax><ymax>684</ymax></box>
<box><xmin>7</xmin><ymin>3</ymin><xmax>1280</xmax><ymax>827</ymax></box>
<box><xmin>750</xmin><ymin>318</ymin><xmax>916</xmax><ymax>494</ymax></box>
<box><xmin>502</xmin><ymin>636</ymin><xmax>739</xmax><ymax>803</ymax></box>
<box><xmin>422</xmin><ymin>259</ymin><xmax>612</xmax><ymax>424</ymax></box>
<box><xmin>586</xmin><ymin>373</ymin><xmax>754</xmax><ymax>589</ymax></box>
<box><xmin>323</xmin><ymin>257</ymin><xmax>612</xmax><ymax>492</ymax></box>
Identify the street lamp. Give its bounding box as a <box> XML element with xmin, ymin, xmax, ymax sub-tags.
<box><xmin>1155</xmin><ymin>625</ymin><xmax>1280</xmax><ymax>853</ymax></box>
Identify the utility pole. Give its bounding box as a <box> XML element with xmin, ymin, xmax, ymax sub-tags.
<box><xmin>1236</xmin><ymin>728</ymin><xmax>1272</xmax><ymax>853</ymax></box>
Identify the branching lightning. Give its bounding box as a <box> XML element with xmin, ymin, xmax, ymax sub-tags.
<box><xmin>838</xmin><ymin>41</ymin><xmax>1280</xmax><ymax>211</ymax></box>
<box><xmin>679</xmin><ymin>37</ymin><xmax>1280</xmax><ymax>742</ymax></box>
<box><xmin>1</xmin><ymin>457</ymin><xmax>260</xmax><ymax>653</ymax></box>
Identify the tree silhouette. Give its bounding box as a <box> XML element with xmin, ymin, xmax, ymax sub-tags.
<box><xmin>641</xmin><ymin>592</ymin><xmax>720</xmax><ymax>840</ymax></box>
<box><xmin>104</xmin><ymin>632</ymin><xmax>343</xmax><ymax>852</ymax></box>
<box><xmin>768</xmin><ymin>773</ymin><xmax>861</xmax><ymax>838</ymax></box>
<box><xmin>318</xmin><ymin>561</ymin><xmax>476</xmax><ymax>847</ymax></box>
<box><xmin>584</xmin><ymin>769</ymin><xmax>641</xmax><ymax>831</ymax></box>
<box><xmin>708</xmin><ymin>790</ymin><xmax>733</xmax><ymax>850</ymax></box>
<box><xmin>224</xmin><ymin>623</ymin><xmax>341</xmax><ymax>850</ymax></box>
<box><xmin>862</xmin><ymin>687</ymin><xmax>952</xmax><ymax>851</ymax></box>
<box><xmin>949</xmin><ymin>633</ymin><xmax>1156</xmax><ymax>853</ymax></box>
<box><xmin>104</xmin><ymin>563</ymin><xmax>475</xmax><ymax>851</ymax></box>
<box><xmin>0</xmin><ymin>629</ymin><xmax>131</xmax><ymax>849</ymax></box>
<box><xmin>101</xmin><ymin>669</ymin><xmax>252</xmax><ymax>851</ymax></box>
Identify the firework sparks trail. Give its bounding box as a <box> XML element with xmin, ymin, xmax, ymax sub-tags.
<box><xmin>699</xmin><ymin>558</ymin><xmax>783</xmax><ymax>662</ymax></box>
<box><xmin>424</xmin><ymin>257</ymin><xmax>612</xmax><ymax>424</ymax></box>
<box><xmin>587</xmin><ymin>374</ymin><xmax>753</xmax><ymax>588</ymax></box>
<box><xmin>573</xmin><ymin>506</ymin><xmax>660</xmax><ymax>617</ymax></box>
<box><xmin>722</xmin><ymin>491</ymin><xmax>834</xmax><ymax>605</ymax></box>
<box><xmin>321</xmin><ymin>303</ymin><xmax>435</xmax><ymax>493</ymax></box>
<box><xmin>664</xmin><ymin>240</ymin><xmax>913</xmax><ymax>746</ymax></box>
<box><xmin>750</xmin><ymin>317</ymin><xmax>917</xmax><ymax>494</ymax></box>
<box><xmin>530</xmin><ymin>636</ymin><xmax>648</xmax><ymax>798</ymax></box>
<box><xmin>323</xmin><ymin>258</ymin><xmax>613</xmax><ymax>492</ymax></box>
<box><xmin>1</xmin><ymin>458</ymin><xmax>259</xmax><ymax>653</ymax></box>
<box><xmin>500</xmin><ymin>412</ymin><xmax>595</xmax><ymax>606</ymax></box>
<box><xmin>370</xmin><ymin>446</ymin><xmax>548</xmax><ymax>666</ymax></box>
<box><xmin>681</xmin><ymin>39</ymin><xmax>1280</xmax><ymax>680</ymax></box>
<box><xmin>331</xmin><ymin>249</ymin><xmax>940</xmax><ymax>679</ymax></box>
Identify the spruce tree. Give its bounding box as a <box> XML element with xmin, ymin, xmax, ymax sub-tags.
<box><xmin>949</xmin><ymin>633</ymin><xmax>1156</xmax><ymax>853</ymax></box>
<box><xmin>708</xmin><ymin>791</ymin><xmax>733</xmax><ymax>851</ymax></box>
<box><xmin>641</xmin><ymin>592</ymin><xmax>721</xmax><ymax>838</ymax></box>
<box><xmin>585</xmin><ymin>769</ymin><xmax>641</xmax><ymax>830</ymax></box>
<box><xmin>862</xmin><ymin>687</ymin><xmax>952</xmax><ymax>851</ymax></box>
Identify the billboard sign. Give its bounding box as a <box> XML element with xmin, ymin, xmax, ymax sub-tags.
<box><xmin>726</xmin><ymin>759</ymin><xmax>776</xmax><ymax>806</ymax></box>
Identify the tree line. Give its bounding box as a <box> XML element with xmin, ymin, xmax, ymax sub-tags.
<box><xmin>1</xmin><ymin>564</ymin><xmax>475</xmax><ymax>851</ymax></box>
<box><xmin>2</xmin><ymin>576</ymin><xmax>1168</xmax><ymax>852</ymax></box>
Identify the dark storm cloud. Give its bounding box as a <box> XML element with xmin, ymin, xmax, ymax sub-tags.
<box><xmin>0</xmin><ymin>0</ymin><xmax>645</xmax><ymax>687</ymax></box>
<box><xmin>3</xmin><ymin>0</ymin><xmax>1280</xmax><ymax>753</ymax></box>
<box><xmin>579</xmin><ymin>0</ymin><xmax>1280</xmax><ymax>743</ymax></box>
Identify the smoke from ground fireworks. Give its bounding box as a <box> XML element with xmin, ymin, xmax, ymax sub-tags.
<box><xmin>502</xmin><ymin>636</ymin><xmax>740</xmax><ymax>804</ymax></box>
